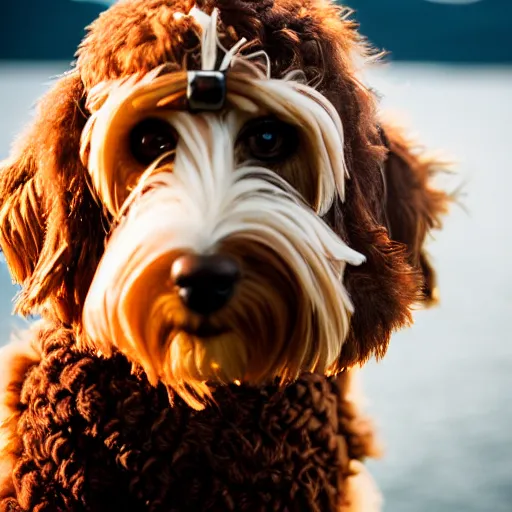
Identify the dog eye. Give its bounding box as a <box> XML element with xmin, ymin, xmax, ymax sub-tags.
<box><xmin>129</xmin><ymin>118</ymin><xmax>178</xmax><ymax>166</ymax></box>
<box><xmin>239</xmin><ymin>117</ymin><xmax>298</xmax><ymax>163</ymax></box>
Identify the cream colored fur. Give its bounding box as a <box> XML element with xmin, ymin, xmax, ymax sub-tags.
<box><xmin>345</xmin><ymin>460</ymin><xmax>383</xmax><ymax>512</ymax></box>
<box><xmin>343</xmin><ymin>369</ymin><xmax>383</xmax><ymax>511</ymax></box>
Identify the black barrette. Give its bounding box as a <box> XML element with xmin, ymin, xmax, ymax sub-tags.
<box><xmin>187</xmin><ymin>70</ymin><xmax>227</xmax><ymax>112</ymax></box>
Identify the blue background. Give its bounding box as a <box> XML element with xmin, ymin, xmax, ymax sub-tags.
<box><xmin>1</xmin><ymin>0</ymin><xmax>511</xmax><ymax>63</ymax></box>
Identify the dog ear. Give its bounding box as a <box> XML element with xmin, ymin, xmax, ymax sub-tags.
<box><xmin>0</xmin><ymin>71</ymin><xmax>105</xmax><ymax>324</ymax></box>
<box><xmin>379</xmin><ymin>123</ymin><xmax>450</xmax><ymax>305</ymax></box>
<box><xmin>334</xmin><ymin>120</ymin><xmax>450</xmax><ymax>368</ymax></box>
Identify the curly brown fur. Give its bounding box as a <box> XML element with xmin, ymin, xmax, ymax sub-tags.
<box><xmin>0</xmin><ymin>72</ymin><xmax>105</xmax><ymax>324</ymax></box>
<box><xmin>0</xmin><ymin>328</ymin><xmax>42</xmax><ymax>502</ymax></box>
<box><xmin>379</xmin><ymin>123</ymin><xmax>450</xmax><ymax>305</ymax></box>
<box><xmin>0</xmin><ymin>324</ymin><xmax>379</xmax><ymax>511</ymax></box>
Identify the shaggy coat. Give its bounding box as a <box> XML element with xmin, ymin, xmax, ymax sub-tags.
<box><xmin>0</xmin><ymin>0</ymin><xmax>449</xmax><ymax>510</ymax></box>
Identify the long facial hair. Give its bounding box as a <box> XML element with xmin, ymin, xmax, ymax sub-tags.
<box><xmin>79</xmin><ymin>17</ymin><xmax>365</xmax><ymax>409</ymax></box>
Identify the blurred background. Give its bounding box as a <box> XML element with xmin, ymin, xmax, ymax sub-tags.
<box><xmin>0</xmin><ymin>1</ymin><xmax>511</xmax><ymax>511</ymax></box>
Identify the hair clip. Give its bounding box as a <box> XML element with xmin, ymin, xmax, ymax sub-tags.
<box><xmin>187</xmin><ymin>70</ymin><xmax>227</xmax><ymax>112</ymax></box>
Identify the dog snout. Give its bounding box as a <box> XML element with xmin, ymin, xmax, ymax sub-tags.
<box><xmin>171</xmin><ymin>254</ymin><xmax>240</xmax><ymax>315</ymax></box>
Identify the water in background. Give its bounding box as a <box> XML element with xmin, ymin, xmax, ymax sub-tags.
<box><xmin>0</xmin><ymin>62</ymin><xmax>511</xmax><ymax>511</ymax></box>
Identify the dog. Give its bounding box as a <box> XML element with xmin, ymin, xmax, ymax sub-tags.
<box><xmin>0</xmin><ymin>1</ymin><xmax>449</xmax><ymax>510</ymax></box>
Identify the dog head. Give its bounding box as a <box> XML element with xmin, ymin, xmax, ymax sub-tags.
<box><xmin>0</xmin><ymin>0</ymin><xmax>448</xmax><ymax>408</ymax></box>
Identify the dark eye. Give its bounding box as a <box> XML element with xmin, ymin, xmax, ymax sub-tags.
<box><xmin>129</xmin><ymin>118</ymin><xmax>178</xmax><ymax>166</ymax></box>
<box><xmin>239</xmin><ymin>117</ymin><xmax>298</xmax><ymax>163</ymax></box>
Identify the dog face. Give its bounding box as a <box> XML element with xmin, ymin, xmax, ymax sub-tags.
<box><xmin>0</xmin><ymin>0</ymin><xmax>448</xmax><ymax>408</ymax></box>
<box><xmin>80</xmin><ymin>37</ymin><xmax>366</xmax><ymax>404</ymax></box>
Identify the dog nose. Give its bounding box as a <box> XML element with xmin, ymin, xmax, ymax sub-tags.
<box><xmin>171</xmin><ymin>254</ymin><xmax>240</xmax><ymax>315</ymax></box>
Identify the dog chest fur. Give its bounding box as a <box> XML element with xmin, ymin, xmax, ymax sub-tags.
<box><xmin>0</xmin><ymin>324</ymin><xmax>380</xmax><ymax>511</ymax></box>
